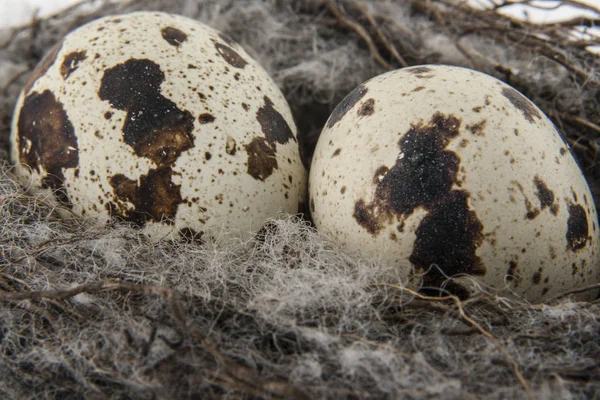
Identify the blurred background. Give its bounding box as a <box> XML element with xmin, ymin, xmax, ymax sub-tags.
<box><xmin>0</xmin><ymin>0</ymin><xmax>83</xmax><ymax>27</ymax></box>
<box><xmin>1</xmin><ymin>0</ymin><xmax>600</xmax><ymax>29</ymax></box>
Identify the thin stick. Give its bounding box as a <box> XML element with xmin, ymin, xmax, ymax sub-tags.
<box><xmin>0</xmin><ymin>280</ymin><xmax>109</xmax><ymax>301</ymax></box>
<box><xmin>9</xmin><ymin>234</ymin><xmax>89</xmax><ymax>264</ymax></box>
<box><xmin>546</xmin><ymin>282</ymin><xmax>600</xmax><ymax>303</ymax></box>
<box><xmin>422</xmin><ymin>0</ymin><xmax>483</xmax><ymax>70</ymax></box>
<box><xmin>349</xmin><ymin>0</ymin><xmax>408</xmax><ymax>67</ymax></box>
<box><xmin>326</xmin><ymin>0</ymin><xmax>393</xmax><ymax>70</ymax></box>
<box><xmin>373</xmin><ymin>283</ymin><xmax>535</xmax><ymax>400</ymax></box>
<box><xmin>0</xmin><ymin>279</ymin><xmax>299</xmax><ymax>399</ymax></box>
<box><xmin>550</xmin><ymin>111</ymin><xmax>600</xmax><ymax>135</ymax></box>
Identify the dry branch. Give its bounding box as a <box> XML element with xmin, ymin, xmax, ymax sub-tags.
<box><xmin>0</xmin><ymin>279</ymin><xmax>304</xmax><ymax>399</ymax></box>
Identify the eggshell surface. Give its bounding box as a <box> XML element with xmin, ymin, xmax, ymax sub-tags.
<box><xmin>309</xmin><ymin>65</ymin><xmax>599</xmax><ymax>303</ymax></box>
<box><xmin>10</xmin><ymin>11</ymin><xmax>306</xmax><ymax>241</ymax></box>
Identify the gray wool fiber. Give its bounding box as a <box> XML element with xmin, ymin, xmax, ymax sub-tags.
<box><xmin>0</xmin><ymin>1</ymin><xmax>599</xmax><ymax>399</ymax></box>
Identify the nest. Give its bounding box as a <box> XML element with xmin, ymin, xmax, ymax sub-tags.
<box><xmin>0</xmin><ymin>0</ymin><xmax>599</xmax><ymax>398</ymax></box>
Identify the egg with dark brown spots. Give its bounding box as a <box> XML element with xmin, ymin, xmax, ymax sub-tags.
<box><xmin>309</xmin><ymin>65</ymin><xmax>599</xmax><ymax>303</ymax></box>
<box><xmin>10</xmin><ymin>11</ymin><xmax>306</xmax><ymax>241</ymax></box>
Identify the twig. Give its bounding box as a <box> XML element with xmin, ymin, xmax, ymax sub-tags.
<box><xmin>546</xmin><ymin>282</ymin><xmax>600</xmax><ymax>303</ymax></box>
<box><xmin>373</xmin><ymin>283</ymin><xmax>536</xmax><ymax>400</ymax></box>
<box><xmin>549</xmin><ymin>111</ymin><xmax>600</xmax><ymax>135</ymax></box>
<box><xmin>326</xmin><ymin>0</ymin><xmax>393</xmax><ymax>70</ymax></box>
<box><xmin>1</xmin><ymin>273</ymin><xmax>34</xmax><ymax>292</ymax></box>
<box><xmin>460</xmin><ymin>21</ymin><xmax>600</xmax><ymax>87</ymax></box>
<box><xmin>0</xmin><ymin>280</ymin><xmax>108</xmax><ymax>301</ymax></box>
<box><xmin>9</xmin><ymin>234</ymin><xmax>89</xmax><ymax>264</ymax></box>
<box><xmin>0</xmin><ymin>279</ymin><xmax>302</xmax><ymax>399</ymax></box>
<box><xmin>421</xmin><ymin>0</ymin><xmax>483</xmax><ymax>70</ymax></box>
<box><xmin>349</xmin><ymin>0</ymin><xmax>408</xmax><ymax>67</ymax></box>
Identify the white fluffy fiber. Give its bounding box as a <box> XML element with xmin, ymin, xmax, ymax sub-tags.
<box><xmin>1</xmin><ymin>161</ymin><xmax>599</xmax><ymax>399</ymax></box>
<box><xmin>0</xmin><ymin>1</ymin><xmax>599</xmax><ymax>399</ymax></box>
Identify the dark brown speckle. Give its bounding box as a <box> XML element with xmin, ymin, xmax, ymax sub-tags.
<box><xmin>354</xmin><ymin>113</ymin><xmax>461</xmax><ymax>233</ymax></box>
<box><xmin>215</xmin><ymin>42</ymin><xmax>247</xmax><ymax>68</ymax></box>
<box><xmin>567</xmin><ymin>202</ymin><xmax>588</xmax><ymax>251</ymax></box>
<box><xmin>411</xmin><ymin>190</ymin><xmax>485</xmax><ymax>298</ymax></box>
<box><xmin>358</xmin><ymin>98</ymin><xmax>375</xmax><ymax>117</ymax></box>
<box><xmin>501</xmin><ymin>87</ymin><xmax>542</xmax><ymax>123</ymax></box>
<box><xmin>98</xmin><ymin>58</ymin><xmax>195</xmax><ymax>167</ymax></box>
<box><xmin>244</xmin><ymin>96</ymin><xmax>295</xmax><ymax>181</ymax></box>
<box><xmin>161</xmin><ymin>26</ymin><xmax>188</xmax><ymax>47</ymax></box>
<box><xmin>353</xmin><ymin>112</ymin><xmax>485</xmax><ymax>298</ymax></box>
<box><xmin>506</xmin><ymin>261</ymin><xmax>520</xmax><ymax>284</ymax></box>
<box><xmin>60</xmin><ymin>50</ymin><xmax>87</xmax><ymax>79</ymax></box>
<box><xmin>466</xmin><ymin>119</ymin><xmax>487</xmax><ymax>136</ymax></box>
<box><xmin>526</xmin><ymin>209</ymin><xmax>540</xmax><ymax>220</ymax></box>
<box><xmin>549</xmin><ymin>245</ymin><xmax>557</xmax><ymax>260</ymax></box>
<box><xmin>534</xmin><ymin>176</ymin><xmax>558</xmax><ymax>216</ymax></box>
<box><xmin>108</xmin><ymin>167</ymin><xmax>182</xmax><ymax>226</ymax></box>
<box><xmin>199</xmin><ymin>113</ymin><xmax>215</xmax><ymax>124</ymax></box>
<box><xmin>245</xmin><ymin>137</ymin><xmax>277</xmax><ymax>181</ymax></box>
<box><xmin>256</xmin><ymin>96</ymin><xmax>294</xmax><ymax>145</ymax></box>
<box><xmin>406</xmin><ymin>66</ymin><xmax>432</xmax><ymax>74</ymax></box>
<box><xmin>17</xmin><ymin>90</ymin><xmax>79</xmax><ymax>205</ymax></box>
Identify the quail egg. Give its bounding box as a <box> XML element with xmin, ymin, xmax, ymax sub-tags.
<box><xmin>309</xmin><ymin>65</ymin><xmax>599</xmax><ymax>303</ymax></box>
<box><xmin>11</xmin><ymin>11</ymin><xmax>306</xmax><ymax>242</ymax></box>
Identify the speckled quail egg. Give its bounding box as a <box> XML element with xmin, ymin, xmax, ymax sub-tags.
<box><xmin>10</xmin><ymin>11</ymin><xmax>306</xmax><ymax>242</ymax></box>
<box><xmin>309</xmin><ymin>65</ymin><xmax>599</xmax><ymax>303</ymax></box>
